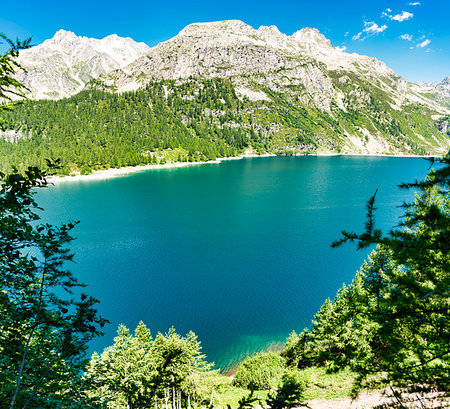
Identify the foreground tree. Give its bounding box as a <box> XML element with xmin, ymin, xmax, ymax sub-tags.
<box><xmin>86</xmin><ymin>323</ymin><xmax>217</xmax><ymax>409</ymax></box>
<box><xmin>0</xmin><ymin>165</ymin><xmax>108</xmax><ymax>409</ymax></box>
<box><xmin>331</xmin><ymin>153</ymin><xmax>450</xmax><ymax>404</ymax></box>
<box><xmin>0</xmin><ymin>34</ymin><xmax>30</xmax><ymax>118</ymax></box>
<box><xmin>0</xmin><ymin>35</ymin><xmax>107</xmax><ymax>409</ymax></box>
<box><xmin>283</xmin><ymin>153</ymin><xmax>449</xmax><ymax>407</ymax></box>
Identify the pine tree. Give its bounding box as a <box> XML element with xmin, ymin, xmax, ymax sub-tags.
<box><xmin>332</xmin><ymin>153</ymin><xmax>450</xmax><ymax>404</ymax></box>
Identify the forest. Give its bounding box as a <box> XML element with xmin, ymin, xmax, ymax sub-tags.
<box><xmin>1</xmin><ymin>65</ymin><xmax>449</xmax><ymax>175</ymax></box>
<box><xmin>1</xmin><ymin>34</ymin><xmax>449</xmax><ymax>409</ymax></box>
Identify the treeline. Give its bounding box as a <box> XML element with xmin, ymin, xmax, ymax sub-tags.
<box><xmin>2</xmin><ymin>74</ymin><xmax>445</xmax><ymax>176</ymax></box>
<box><xmin>0</xmin><ymin>79</ymin><xmax>259</xmax><ymax>174</ymax></box>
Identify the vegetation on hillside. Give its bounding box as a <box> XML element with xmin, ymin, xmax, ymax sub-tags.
<box><xmin>1</xmin><ymin>74</ymin><xmax>448</xmax><ymax>174</ymax></box>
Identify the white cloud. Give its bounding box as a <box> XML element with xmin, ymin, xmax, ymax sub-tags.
<box><xmin>409</xmin><ymin>2</ymin><xmax>421</xmax><ymax>5</ymax></box>
<box><xmin>382</xmin><ymin>10</ymin><xmax>414</xmax><ymax>21</ymax></box>
<box><xmin>336</xmin><ymin>45</ymin><xmax>347</xmax><ymax>52</ymax></box>
<box><xmin>392</xmin><ymin>11</ymin><xmax>414</xmax><ymax>21</ymax></box>
<box><xmin>417</xmin><ymin>39</ymin><xmax>431</xmax><ymax>48</ymax></box>
<box><xmin>400</xmin><ymin>34</ymin><xmax>413</xmax><ymax>41</ymax></box>
<box><xmin>353</xmin><ymin>21</ymin><xmax>388</xmax><ymax>40</ymax></box>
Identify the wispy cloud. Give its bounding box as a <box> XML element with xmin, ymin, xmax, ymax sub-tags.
<box><xmin>400</xmin><ymin>34</ymin><xmax>413</xmax><ymax>41</ymax></box>
<box><xmin>417</xmin><ymin>39</ymin><xmax>431</xmax><ymax>48</ymax></box>
<box><xmin>336</xmin><ymin>45</ymin><xmax>347</xmax><ymax>52</ymax></box>
<box><xmin>353</xmin><ymin>21</ymin><xmax>388</xmax><ymax>40</ymax></box>
<box><xmin>382</xmin><ymin>10</ymin><xmax>414</xmax><ymax>21</ymax></box>
<box><xmin>409</xmin><ymin>2</ymin><xmax>421</xmax><ymax>5</ymax></box>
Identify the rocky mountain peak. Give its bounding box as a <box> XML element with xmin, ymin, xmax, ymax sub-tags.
<box><xmin>256</xmin><ymin>25</ymin><xmax>288</xmax><ymax>47</ymax></box>
<box><xmin>52</xmin><ymin>29</ymin><xmax>78</xmax><ymax>41</ymax></box>
<box><xmin>41</xmin><ymin>29</ymin><xmax>82</xmax><ymax>49</ymax></box>
<box><xmin>291</xmin><ymin>27</ymin><xmax>332</xmax><ymax>48</ymax></box>
<box><xmin>178</xmin><ymin>20</ymin><xmax>253</xmax><ymax>36</ymax></box>
<box><xmin>16</xmin><ymin>30</ymin><xmax>150</xmax><ymax>100</ymax></box>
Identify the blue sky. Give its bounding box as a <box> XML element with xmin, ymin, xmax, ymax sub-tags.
<box><xmin>1</xmin><ymin>0</ymin><xmax>449</xmax><ymax>82</ymax></box>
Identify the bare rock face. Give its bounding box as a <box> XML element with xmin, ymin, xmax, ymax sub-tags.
<box><xmin>103</xmin><ymin>20</ymin><xmax>410</xmax><ymax>113</ymax></box>
<box><xmin>438</xmin><ymin>120</ymin><xmax>449</xmax><ymax>134</ymax></box>
<box><xmin>16</xmin><ymin>30</ymin><xmax>150</xmax><ymax>99</ymax></box>
<box><xmin>434</xmin><ymin>76</ymin><xmax>450</xmax><ymax>98</ymax></box>
<box><xmin>112</xmin><ymin>20</ymin><xmax>397</xmax><ymax>82</ymax></box>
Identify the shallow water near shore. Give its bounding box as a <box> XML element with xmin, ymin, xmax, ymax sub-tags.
<box><xmin>36</xmin><ymin>155</ymin><xmax>431</xmax><ymax>370</ymax></box>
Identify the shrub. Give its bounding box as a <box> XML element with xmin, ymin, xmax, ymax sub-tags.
<box><xmin>266</xmin><ymin>369</ymin><xmax>307</xmax><ymax>409</ymax></box>
<box><xmin>80</xmin><ymin>163</ymin><xmax>93</xmax><ymax>175</ymax></box>
<box><xmin>233</xmin><ymin>352</ymin><xmax>285</xmax><ymax>390</ymax></box>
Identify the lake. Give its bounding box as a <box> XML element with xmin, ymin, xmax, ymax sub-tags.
<box><xmin>36</xmin><ymin>155</ymin><xmax>431</xmax><ymax>370</ymax></box>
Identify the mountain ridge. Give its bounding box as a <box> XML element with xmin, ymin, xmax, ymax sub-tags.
<box><xmin>16</xmin><ymin>29</ymin><xmax>150</xmax><ymax>99</ymax></box>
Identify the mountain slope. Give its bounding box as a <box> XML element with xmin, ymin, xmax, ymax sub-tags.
<box><xmin>105</xmin><ymin>20</ymin><xmax>436</xmax><ymax>112</ymax></box>
<box><xmin>16</xmin><ymin>30</ymin><xmax>150</xmax><ymax>99</ymax></box>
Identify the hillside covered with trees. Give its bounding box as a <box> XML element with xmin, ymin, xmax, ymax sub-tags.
<box><xmin>1</xmin><ymin>74</ymin><xmax>449</xmax><ymax>175</ymax></box>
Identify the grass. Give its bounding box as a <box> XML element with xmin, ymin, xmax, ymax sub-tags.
<box><xmin>213</xmin><ymin>367</ymin><xmax>360</xmax><ymax>407</ymax></box>
<box><xmin>300</xmin><ymin>367</ymin><xmax>358</xmax><ymax>400</ymax></box>
<box><xmin>214</xmin><ymin>386</ymin><xmax>268</xmax><ymax>408</ymax></box>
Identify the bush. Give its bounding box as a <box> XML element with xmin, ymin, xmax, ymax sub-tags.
<box><xmin>233</xmin><ymin>352</ymin><xmax>285</xmax><ymax>390</ymax></box>
<box><xmin>266</xmin><ymin>369</ymin><xmax>307</xmax><ymax>409</ymax></box>
<box><xmin>80</xmin><ymin>164</ymin><xmax>93</xmax><ymax>175</ymax></box>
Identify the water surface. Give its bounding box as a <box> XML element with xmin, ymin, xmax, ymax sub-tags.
<box><xmin>36</xmin><ymin>156</ymin><xmax>430</xmax><ymax>370</ymax></box>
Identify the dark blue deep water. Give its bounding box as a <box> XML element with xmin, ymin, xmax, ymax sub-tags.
<box><xmin>36</xmin><ymin>156</ymin><xmax>431</xmax><ymax>370</ymax></box>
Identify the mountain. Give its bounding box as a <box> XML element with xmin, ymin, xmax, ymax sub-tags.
<box><xmin>2</xmin><ymin>20</ymin><xmax>449</xmax><ymax>172</ymax></box>
<box><xmin>106</xmin><ymin>21</ymin><xmax>443</xmax><ymax>110</ymax></box>
<box><xmin>109</xmin><ymin>21</ymin><xmax>397</xmax><ymax>93</ymax></box>
<box><xmin>100</xmin><ymin>20</ymin><xmax>448</xmax><ymax>155</ymax></box>
<box><xmin>432</xmin><ymin>76</ymin><xmax>450</xmax><ymax>99</ymax></box>
<box><xmin>16</xmin><ymin>30</ymin><xmax>150</xmax><ymax>99</ymax></box>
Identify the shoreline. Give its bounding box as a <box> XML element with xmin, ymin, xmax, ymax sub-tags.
<box><xmin>48</xmin><ymin>152</ymin><xmax>438</xmax><ymax>184</ymax></box>
<box><xmin>221</xmin><ymin>341</ymin><xmax>285</xmax><ymax>377</ymax></box>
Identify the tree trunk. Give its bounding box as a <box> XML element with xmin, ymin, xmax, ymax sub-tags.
<box><xmin>172</xmin><ymin>386</ymin><xmax>176</xmax><ymax>409</ymax></box>
<box><xmin>209</xmin><ymin>387</ymin><xmax>214</xmax><ymax>408</ymax></box>
<box><xmin>165</xmin><ymin>389</ymin><xmax>169</xmax><ymax>409</ymax></box>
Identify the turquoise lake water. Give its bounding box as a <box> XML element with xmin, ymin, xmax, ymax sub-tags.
<box><xmin>36</xmin><ymin>156</ymin><xmax>431</xmax><ymax>370</ymax></box>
